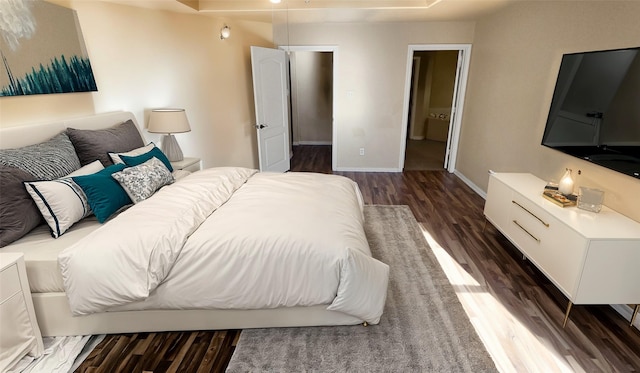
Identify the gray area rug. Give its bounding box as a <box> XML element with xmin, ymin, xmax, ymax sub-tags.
<box><xmin>226</xmin><ymin>205</ymin><xmax>497</xmax><ymax>372</ymax></box>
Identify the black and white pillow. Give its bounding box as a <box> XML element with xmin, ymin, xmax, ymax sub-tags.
<box><xmin>24</xmin><ymin>160</ymin><xmax>104</xmax><ymax>238</ymax></box>
<box><xmin>112</xmin><ymin>157</ymin><xmax>174</xmax><ymax>204</ymax></box>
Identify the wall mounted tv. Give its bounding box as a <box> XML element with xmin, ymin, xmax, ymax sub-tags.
<box><xmin>541</xmin><ymin>47</ymin><xmax>640</xmax><ymax>179</ymax></box>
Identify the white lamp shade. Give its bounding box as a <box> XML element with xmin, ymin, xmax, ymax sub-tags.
<box><xmin>147</xmin><ymin>109</ymin><xmax>191</xmax><ymax>134</ymax></box>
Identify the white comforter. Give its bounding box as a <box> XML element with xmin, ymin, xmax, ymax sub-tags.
<box><xmin>58</xmin><ymin>167</ymin><xmax>389</xmax><ymax>323</ymax></box>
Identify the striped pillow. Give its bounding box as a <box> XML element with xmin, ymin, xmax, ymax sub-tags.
<box><xmin>24</xmin><ymin>160</ymin><xmax>104</xmax><ymax>238</ymax></box>
<box><xmin>0</xmin><ymin>132</ymin><xmax>81</xmax><ymax>180</ymax></box>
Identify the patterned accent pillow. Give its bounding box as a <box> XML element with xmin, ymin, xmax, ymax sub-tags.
<box><xmin>112</xmin><ymin>157</ymin><xmax>174</xmax><ymax>204</ymax></box>
<box><xmin>67</xmin><ymin>120</ymin><xmax>145</xmax><ymax>167</ymax></box>
<box><xmin>24</xmin><ymin>160</ymin><xmax>104</xmax><ymax>238</ymax></box>
<box><xmin>0</xmin><ymin>132</ymin><xmax>81</xmax><ymax>180</ymax></box>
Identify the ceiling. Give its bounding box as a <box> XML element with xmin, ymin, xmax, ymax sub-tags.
<box><xmin>102</xmin><ymin>0</ymin><xmax>515</xmax><ymax>23</ymax></box>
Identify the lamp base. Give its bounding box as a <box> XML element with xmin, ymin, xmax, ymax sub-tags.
<box><xmin>161</xmin><ymin>134</ymin><xmax>184</xmax><ymax>162</ymax></box>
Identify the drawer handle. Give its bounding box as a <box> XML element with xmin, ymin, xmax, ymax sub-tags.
<box><xmin>513</xmin><ymin>220</ymin><xmax>540</xmax><ymax>243</ymax></box>
<box><xmin>512</xmin><ymin>200</ymin><xmax>550</xmax><ymax>227</ymax></box>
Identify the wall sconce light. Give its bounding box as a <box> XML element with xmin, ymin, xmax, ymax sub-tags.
<box><xmin>220</xmin><ymin>25</ymin><xmax>231</xmax><ymax>40</ymax></box>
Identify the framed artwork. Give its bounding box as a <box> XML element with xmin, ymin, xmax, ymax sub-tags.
<box><xmin>0</xmin><ymin>0</ymin><xmax>97</xmax><ymax>96</ymax></box>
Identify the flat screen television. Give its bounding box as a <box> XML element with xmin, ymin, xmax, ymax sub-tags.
<box><xmin>541</xmin><ymin>47</ymin><xmax>640</xmax><ymax>179</ymax></box>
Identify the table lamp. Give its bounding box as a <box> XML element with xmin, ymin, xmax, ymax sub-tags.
<box><xmin>147</xmin><ymin>108</ymin><xmax>191</xmax><ymax>162</ymax></box>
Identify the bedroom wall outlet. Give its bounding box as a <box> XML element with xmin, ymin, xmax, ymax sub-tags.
<box><xmin>359</xmin><ymin>148</ymin><xmax>365</xmax><ymax>156</ymax></box>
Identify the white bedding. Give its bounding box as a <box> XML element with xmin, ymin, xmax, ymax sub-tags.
<box><xmin>58</xmin><ymin>168</ymin><xmax>389</xmax><ymax>324</ymax></box>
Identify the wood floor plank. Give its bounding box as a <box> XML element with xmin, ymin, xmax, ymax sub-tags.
<box><xmin>75</xmin><ymin>145</ymin><xmax>640</xmax><ymax>372</ymax></box>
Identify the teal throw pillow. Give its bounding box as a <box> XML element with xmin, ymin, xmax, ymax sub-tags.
<box><xmin>72</xmin><ymin>164</ymin><xmax>132</xmax><ymax>223</ymax></box>
<box><xmin>120</xmin><ymin>146</ymin><xmax>173</xmax><ymax>172</ymax></box>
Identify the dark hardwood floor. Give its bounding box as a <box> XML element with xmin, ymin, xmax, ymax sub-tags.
<box><xmin>76</xmin><ymin>145</ymin><xmax>640</xmax><ymax>372</ymax></box>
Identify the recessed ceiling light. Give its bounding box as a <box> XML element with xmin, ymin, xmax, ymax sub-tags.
<box><xmin>270</xmin><ymin>0</ymin><xmax>281</xmax><ymax>3</ymax></box>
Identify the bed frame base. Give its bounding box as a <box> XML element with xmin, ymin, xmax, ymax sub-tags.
<box><xmin>32</xmin><ymin>293</ymin><xmax>362</xmax><ymax>336</ymax></box>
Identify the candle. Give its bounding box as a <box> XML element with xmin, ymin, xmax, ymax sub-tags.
<box><xmin>559</xmin><ymin>169</ymin><xmax>574</xmax><ymax>195</ymax></box>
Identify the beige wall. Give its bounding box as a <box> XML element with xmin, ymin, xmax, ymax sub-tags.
<box><xmin>429</xmin><ymin>50</ymin><xmax>458</xmax><ymax>109</ymax></box>
<box><xmin>275</xmin><ymin>22</ymin><xmax>475</xmax><ymax>170</ymax></box>
<box><xmin>290</xmin><ymin>51</ymin><xmax>333</xmax><ymax>144</ymax></box>
<box><xmin>457</xmin><ymin>1</ymin><xmax>640</xmax><ymax>221</ymax></box>
<box><xmin>0</xmin><ymin>1</ymin><xmax>273</xmax><ymax>169</ymax></box>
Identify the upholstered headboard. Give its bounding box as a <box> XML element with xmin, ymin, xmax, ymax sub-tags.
<box><xmin>0</xmin><ymin>111</ymin><xmax>141</xmax><ymax>150</ymax></box>
<box><xmin>0</xmin><ymin>111</ymin><xmax>150</xmax><ymax>247</ymax></box>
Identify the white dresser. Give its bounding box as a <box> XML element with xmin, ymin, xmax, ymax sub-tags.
<box><xmin>0</xmin><ymin>252</ymin><xmax>44</xmax><ymax>371</ymax></box>
<box><xmin>484</xmin><ymin>172</ymin><xmax>640</xmax><ymax>327</ymax></box>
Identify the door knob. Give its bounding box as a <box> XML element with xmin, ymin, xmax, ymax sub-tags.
<box><xmin>255</xmin><ymin>124</ymin><xmax>268</xmax><ymax>129</ymax></box>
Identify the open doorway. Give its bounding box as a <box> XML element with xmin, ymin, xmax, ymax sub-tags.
<box><xmin>284</xmin><ymin>46</ymin><xmax>337</xmax><ymax>171</ymax></box>
<box><xmin>405</xmin><ymin>50</ymin><xmax>457</xmax><ymax>170</ymax></box>
<box><xmin>400</xmin><ymin>44</ymin><xmax>472</xmax><ymax>173</ymax></box>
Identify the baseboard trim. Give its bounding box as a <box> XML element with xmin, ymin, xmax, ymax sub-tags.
<box><xmin>452</xmin><ymin>169</ymin><xmax>487</xmax><ymax>199</ymax></box>
<box><xmin>295</xmin><ymin>141</ymin><xmax>332</xmax><ymax>146</ymax></box>
<box><xmin>334</xmin><ymin>167</ymin><xmax>402</xmax><ymax>173</ymax></box>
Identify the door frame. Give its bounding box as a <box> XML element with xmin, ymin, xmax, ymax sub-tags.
<box><xmin>408</xmin><ymin>56</ymin><xmax>422</xmax><ymax>140</ymax></box>
<box><xmin>280</xmin><ymin>45</ymin><xmax>338</xmax><ymax>171</ymax></box>
<box><xmin>398</xmin><ymin>44</ymin><xmax>472</xmax><ymax>173</ymax></box>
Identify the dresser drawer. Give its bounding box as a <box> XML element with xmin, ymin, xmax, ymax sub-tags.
<box><xmin>505</xmin><ymin>193</ymin><xmax>552</xmax><ymax>256</ymax></box>
<box><xmin>505</xmin><ymin>193</ymin><xmax>587</xmax><ymax>298</ymax></box>
<box><xmin>535</xmin><ymin>223</ymin><xmax>587</xmax><ymax>298</ymax></box>
<box><xmin>0</xmin><ymin>265</ymin><xmax>21</xmax><ymax>304</ymax></box>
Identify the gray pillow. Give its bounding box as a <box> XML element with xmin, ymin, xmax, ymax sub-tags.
<box><xmin>0</xmin><ymin>165</ymin><xmax>42</xmax><ymax>247</ymax></box>
<box><xmin>67</xmin><ymin>120</ymin><xmax>145</xmax><ymax>167</ymax></box>
<box><xmin>112</xmin><ymin>157</ymin><xmax>174</xmax><ymax>204</ymax></box>
<box><xmin>0</xmin><ymin>132</ymin><xmax>81</xmax><ymax>180</ymax></box>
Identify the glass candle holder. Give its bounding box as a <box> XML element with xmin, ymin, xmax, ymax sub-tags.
<box><xmin>577</xmin><ymin>186</ymin><xmax>604</xmax><ymax>213</ymax></box>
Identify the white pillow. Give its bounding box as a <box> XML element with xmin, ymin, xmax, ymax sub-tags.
<box><xmin>112</xmin><ymin>157</ymin><xmax>174</xmax><ymax>204</ymax></box>
<box><xmin>109</xmin><ymin>143</ymin><xmax>155</xmax><ymax>165</ymax></box>
<box><xmin>66</xmin><ymin>159</ymin><xmax>104</xmax><ymax>177</ymax></box>
<box><xmin>24</xmin><ymin>160</ymin><xmax>104</xmax><ymax>238</ymax></box>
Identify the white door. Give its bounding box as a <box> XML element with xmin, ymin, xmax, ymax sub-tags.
<box><xmin>250</xmin><ymin>46</ymin><xmax>290</xmax><ymax>172</ymax></box>
<box><xmin>443</xmin><ymin>50</ymin><xmax>463</xmax><ymax>169</ymax></box>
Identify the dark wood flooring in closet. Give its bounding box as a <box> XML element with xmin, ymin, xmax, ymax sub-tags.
<box><xmin>75</xmin><ymin>145</ymin><xmax>640</xmax><ymax>372</ymax></box>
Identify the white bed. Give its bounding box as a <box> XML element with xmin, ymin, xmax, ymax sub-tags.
<box><xmin>0</xmin><ymin>111</ymin><xmax>389</xmax><ymax>336</ymax></box>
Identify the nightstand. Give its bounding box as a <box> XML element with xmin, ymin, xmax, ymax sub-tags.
<box><xmin>170</xmin><ymin>157</ymin><xmax>201</xmax><ymax>172</ymax></box>
<box><xmin>0</xmin><ymin>253</ymin><xmax>44</xmax><ymax>371</ymax></box>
